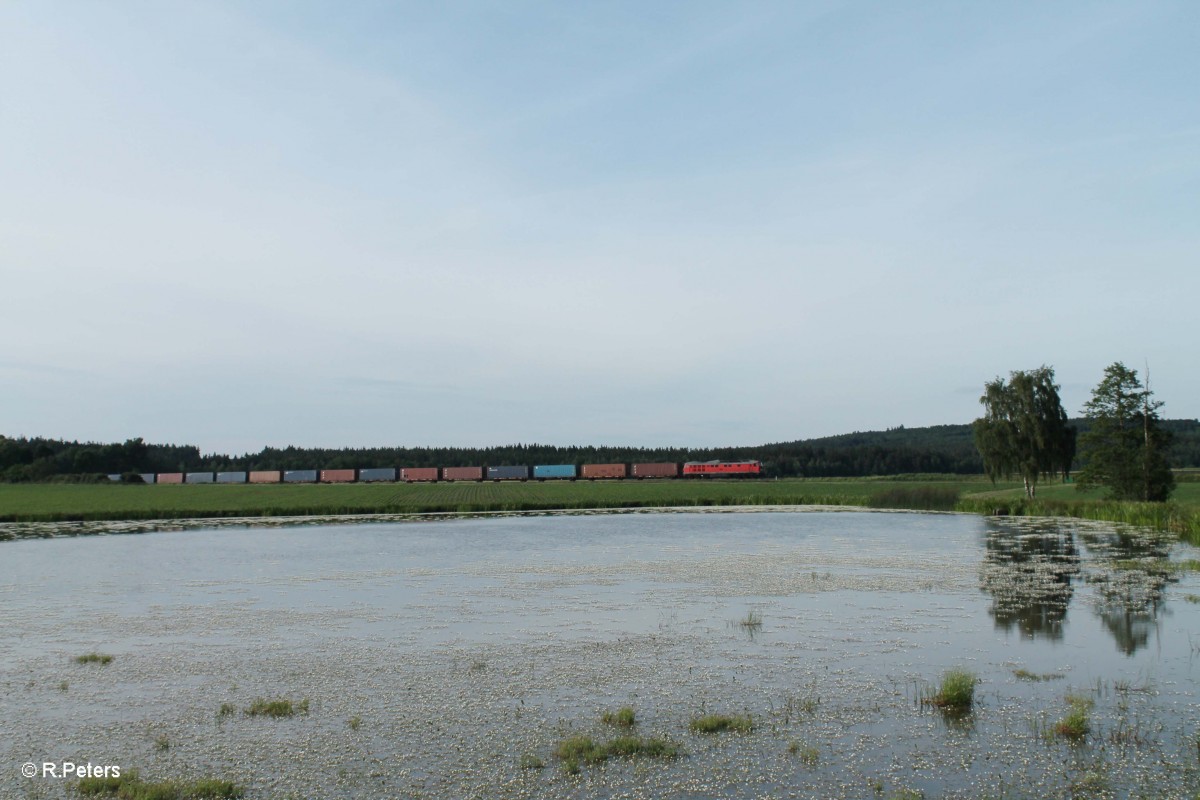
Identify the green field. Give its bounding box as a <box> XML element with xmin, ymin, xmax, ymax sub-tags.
<box><xmin>3</xmin><ymin>477</ymin><xmax>1199</xmax><ymax>544</ymax></box>
<box><xmin>0</xmin><ymin>477</ymin><xmax>1000</xmax><ymax>522</ymax></box>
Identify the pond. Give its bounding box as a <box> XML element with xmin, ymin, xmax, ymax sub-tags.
<box><xmin>2</xmin><ymin>510</ymin><xmax>1198</xmax><ymax>799</ymax></box>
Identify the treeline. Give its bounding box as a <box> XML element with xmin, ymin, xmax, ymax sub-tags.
<box><xmin>2</xmin><ymin>420</ymin><xmax>1199</xmax><ymax>482</ymax></box>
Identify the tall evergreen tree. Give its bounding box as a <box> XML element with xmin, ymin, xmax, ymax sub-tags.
<box><xmin>973</xmin><ymin>366</ymin><xmax>1075</xmax><ymax>498</ymax></box>
<box><xmin>1077</xmin><ymin>362</ymin><xmax>1174</xmax><ymax>502</ymax></box>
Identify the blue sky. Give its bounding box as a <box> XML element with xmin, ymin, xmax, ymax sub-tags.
<box><xmin>2</xmin><ymin>1</ymin><xmax>1197</xmax><ymax>454</ymax></box>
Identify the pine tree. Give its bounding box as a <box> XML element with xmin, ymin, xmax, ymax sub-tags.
<box><xmin>1077</xmin><ymin>363</ymin><xmax>1174</xmax><ymax>502</ymax></box>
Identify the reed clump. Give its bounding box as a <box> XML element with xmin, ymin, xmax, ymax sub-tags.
<box><xmin>689</xmin><ymin>713</ymin><xmax>754</xmax><ymax>734</ymax></box>
<box><xmin>924</xmin><ymin>668</ymin><xmax>977</xmax><ymax>712</ymax></box>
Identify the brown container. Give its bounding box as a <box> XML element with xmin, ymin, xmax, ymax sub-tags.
<box><xmin>401</xmin><ymin>467</ymin><xmax>439</xmax><ymax>482</ymax></box>
<box><xmin>442</xmin><ymin>466</ymin><xmax>483</xmax><ymax>481</ymax></box>
<box><xmin>320</xmin><ymin>469</ymin><xmax>357</xmax><ymax>483</ymax></box>
<box><xmin>156</xmin><ymin>472</ymin><xmax>184</xmax><ymax>484</ymax></box>
<box><xmin>632</xmin><ymin>462</ymin><xmax>678</xmax><ymax>478</ymax></box>
<box><xmin>249</xmin><ymin>470</ymin><xmax>282</xmax><ymax>484</ymax></box>
<box><xmin>581</xmin><ymin>463</ymin><xmax>627</xmax><ymax>479</ymax></box>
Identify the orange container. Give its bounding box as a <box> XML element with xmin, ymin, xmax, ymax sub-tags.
<box><xmin>581</xmin><ymin>463</ymin><xmax>627</xmax><ymax>479</ymax></box>
<box><xmin>156</xmin><ymin>472</ymin><xmax>184</xmax><ymax>484</ymax></box>
<box><xmin>249</xmin><ymin>471</ymin><xmax>281</xmax><ymax>483</ymax></box>
<box><xmin>401</xmin><ymin>467</ymin><xmax>439</xmax><ymax>482</ymax></box>
<box><xmin>442</xmin><ymin>466</ymin><xmax>482</xmax><ymax>481</ymax></box>
<box><xmin>320</xmin><ymin>469</ymin><xmax>357</xmax><ymax>483</ymax></box>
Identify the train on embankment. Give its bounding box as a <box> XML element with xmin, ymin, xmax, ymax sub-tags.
<box><xmin>110</xmin><ymin>460</ymin><xmax>762</xmax><ymax>485</ymax></box>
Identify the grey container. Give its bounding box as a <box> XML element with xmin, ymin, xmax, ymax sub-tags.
<box><xmin>185</xmin><ymin>472</ymin><xmax>214</xmax><ymax>484</ymax></box>
<box><xmin>283</xmin><ymin>470</ymin><xmax>319</xmax><ymax>483</ymax></box>
<box><xmin>487</xmin><ymin>465</ymin><xmax>529</xmax><ymax>481</ymax></box>
<box><xmin>106</xmin><ymin>473</ymin><xmax>122</xmax><ymax>482</ymax></box>
<box><xmin>216</xmin><ymin>471</ymin><xmax>248</xmax><ymax>484</ymax></box>
<box><xmin>138</xmin><ymin>473</ymin><xmax>155</xmax><ymax>484</ymax></box>
<box><xmin>358</xmin><ymin>467</ymin><xmax>397</xmax><ymax>482</ymax></box>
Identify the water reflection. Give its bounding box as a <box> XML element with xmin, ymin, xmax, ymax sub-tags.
<box><xmin>1081</xmin><ymin>529</ymin><xmax>1173</xmax><ymax>656</ymax></box>
<box><xmin>979</xmin><ymin>521</ymin><xmax>1079</xmax><ymax>640</ymax></box>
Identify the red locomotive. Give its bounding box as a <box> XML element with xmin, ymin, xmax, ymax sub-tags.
<box><xmin>681</xmin><ymin>460</ymin><xmax>762</xmax><ymax>477</ymax></box>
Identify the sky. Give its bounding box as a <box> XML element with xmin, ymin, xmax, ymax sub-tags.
<box><xmin>2</xmin><ymin>1</ymin><xmax>1198</xmax><ymax>455</ymax></box>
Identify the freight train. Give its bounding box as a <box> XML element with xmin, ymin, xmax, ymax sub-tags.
<box><xmin>110</xmin><ymin>460</ymin><xmax>762</xmax><ymax>485</ymax></box>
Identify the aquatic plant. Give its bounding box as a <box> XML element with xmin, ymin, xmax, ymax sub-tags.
<box><xmin>244</xmin><ymin>698</ymin><xmax>308</xmax><ymax>718</ymax></box>
<box><xmin>347</xmin><ymin>715</ymin><xmax>361</xmax><ymax>730</ymax></box>
<box><xmin>553</xmin><ymin>733</ymin><xmax>680</xmax><ymax>772</ymax></box>
<box><xmin>77</xmin><ymin>770</ymin><xmax>243</xmax><ymax>799</ymax></box>
<box><xmin>788</xmin><ymin>740</ymin><xmax>819</xmax><ymax>766</ymax></box>
<box><xmin>925</xmin><ymin>668</ymin><xmax>977</xmax><ymax>712</ymax></box>
<box><xmin>1012</xmin><ymin>668</ymin><xmax>1063</xmax><ymax>682</ymax></box>
<box><xmin>74</xmin><ymin>652</ymin><xmax>114</xmax><ymax>665</ymax></box>
<box><xmin>1054</xmin><ymin>695</ymin><xmax>1094</xmax><ymax>741</ymax></box>
<box><xmin>739</xmin><ymin>609</ymin><xmax>764</xmax><ymax>630</ymax></box>
<box><xmin>601</xmin><ymin>706</ymin><xmax>636</xmax><ymax>727</ymax></box>
<box><xmin>689</xmin><ymin>713</ymin><xmax>754</xmax><ymax>733</ymax></box>
<box><xmin>518</xmin><ymin>753</ymin><xmax>544</xmax><ymax>770</ymax></box>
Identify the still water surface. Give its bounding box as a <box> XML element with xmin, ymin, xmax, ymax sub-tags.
<box><xmin>2</xmin><ymin>510</ymin><xmax>1198</xmax><ymax>799</ymax></box>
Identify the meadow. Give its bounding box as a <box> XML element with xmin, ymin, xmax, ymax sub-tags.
<box><xmin>1</xmin><ymin>476</ymin><xmax>1197</xmax><ymax>542</ymax></box>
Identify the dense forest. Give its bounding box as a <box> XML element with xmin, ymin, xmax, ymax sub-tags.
<box><xmin>3</xmin><ymin>420</ymin><xmax>1199</xmax><ymax>482</ymax></box>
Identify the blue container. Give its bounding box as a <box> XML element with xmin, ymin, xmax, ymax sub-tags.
<box><xmin>216</xmin><ymin>471</ymin><xmax>248</xmax><ymax>484</ymax></box>
<box><xmin>138</xmin><ymin>473</ymin><xmax>155</xmax><ymax>484</ymax></box>
<box><xmin>487</xmin><ymin>465</ymin><xmax>529</xmax><ymax>480</ymax></box>
<box><xmin>358</xmin><ymin>467</ymin><xmax>397</xmax><ymax>482</ymax></box>
<box><xmin>283</xmin><ymin>470</ymin><xmax>319</xmax><ymax>483</ymax></box>
<box><xmin>533</xmin><ymin>464</ymin><xmax>576</xmax><ymax>479</ymax></box>
<box><xmin>185</xmin><ymin>472</ymin><xmax>214</xmax><ymax>484</ymax></box>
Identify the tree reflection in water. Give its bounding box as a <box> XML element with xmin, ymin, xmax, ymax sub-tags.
<box><xmin>980</xmin><ymin>521</ymin><xmax>1079</xmax><ymax>641</ymax></box>
<box><xmin>1081</xmin><ymin>530</ymin><xmax>1172</xmax><ymax>656</ymax></box>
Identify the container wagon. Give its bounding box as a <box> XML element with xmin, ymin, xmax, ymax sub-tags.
<box><xmin>283</xmin><ymin>470</ymin><xmax>318</xmax><ymax>483</ymax></box>
<box><xmin>106</xmin><ymin>473</ymin><xmax>122</xmax><ymax>482</ymax></box>
<box><xmin>401</xmin><ymin>467</ymin><xmax>439</xmax><ymax>482</ymax></box>
<box><xmin>157</xmin><ymin>472</ymin><xmax>184</xmax><ymax>484</ymax></box>
<box><xmin>216</xmin><ymin>471</ymin><xmax>248</xmax><ymax>484</ymax></box>
<box><xmin>138</xmin><ymin>473</ymin><xmax>155</xmax><ymax>484</ymax></box>
<box><xmin>185</xmin><ymin>472</ymin><xmax>214</xmax><ymax>484</ymax></box>
<box><xmin>581</xmin><ymin>463</ymin><xmax>627</xmax><ymax>479</ymax></box>
<box><xmin>533</xmin><ymin>464</ymin><xmax>576</xmax><ymax>481</ymax></box>
<box><xmin>443</xmin><ymin>466</ymin><xmax>483</xmax><ymax>482</ymax></box>
<box><xmin>487</xmin><ymin>465</ymin><xmax>529</xmax><ymax>481</ymax></box>
<box><xmin>682</xmin><ymin>460</ymin><xmax>761</xmax><ymax>476</ymax></box>
<box><xmin>249</xmin><ymin>471</ymin><xmax>282</xmax><ymax>483</ymax></box>
<box><xmin>358</xmin><ymin>467</ymin><xmax>397</xmax><ymax>482</ymax></box>
<box><xmin>320</xmin><ymin>469</ymin><xmax>357</xmax><ymax>483</ymax></box>
<box><xmin>631</xmin><ymin>462</ymin><xmax>678</xmax><ymax>478</ymax></box>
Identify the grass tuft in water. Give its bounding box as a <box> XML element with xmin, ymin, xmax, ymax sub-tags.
<box><xmin>217</xmin><ymin>703</ymin><xmax>236</xmax><ymax>719</ymax></box>
<box><xmin>347</xmin><ymin>715</ymin><xmax>361</xmax><ymax>731</ymax></box>
<box><xmin>925</xmin><ymin>668</ymin><xmax>976</xmax><ymax>712</ymax></box>
<box><xmin>740</xmin><ymin>609</ymin><xmax>763</xmax><ymax>630</ymax></box>
<box><xmin>154</xmin><ymin>734</ymin><xmax>170</xmax><ymax>752</ymax></box>
<box><xmin>75</xmin><ymin>653</ymin><xmax>114</xmax><ymax>665</ymax></box>
<box><xmin>1054</xmin><ymin>694</ymin><xmax>1094</xmax><ymax>741</ymax></box>
<box><xmin>553</xmin><ymin>734</ymin><xmax>680</xmax><ymax>772</ymax></box>
<box><xmin>517</xmin><ymin>753</ymin><xmax>544</xmax><ymax>770</ymax></box>
<box><xmin>1012</xmin><ymin>668</ymin><xmax>1064</xmax><ymax>682</ymax></box>
<box><xmin>600</xmin><ymin>706</ymin><xmax>636</xmax><ymax>728</ymax></box>
<box><xmin>689</xmin><ymin>713</ymin><xmax>754</xmax><ymax>734</ymax></box>
<box><xmin>77</xmin><ymin>770</ymin><xmax>243</xmax><ymax>799</ymax></box>
<box><xmin>788</xmin><ymin>740</ymin><xmax>819</xmax><ymax>766</ymax></box>
<box><xmin>244</xmin><ymin>698</ymin><xmax>308</xmax><ymax>718</ymax></box>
